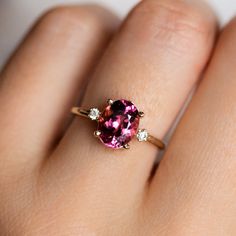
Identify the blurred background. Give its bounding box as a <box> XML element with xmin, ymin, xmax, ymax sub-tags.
<box><xmin>0</xmin><ymin>0</ymin><xmax>235</xmax><ymax>68</ymax></box>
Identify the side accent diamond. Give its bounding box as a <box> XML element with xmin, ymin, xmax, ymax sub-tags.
<box><xmin>136</xmin><ymin>129</ymin><xmax>148</xmax><ymax>142</ymax></box>
<box><xmin>88</xmin><ymin>108</ymin><xmax>100</xmax><ymax>121</ymax></box>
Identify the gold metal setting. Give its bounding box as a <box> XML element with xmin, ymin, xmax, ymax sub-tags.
<box><xmin>71</xmin><ymin>99</ymin><xmax>165</xmax><ymax>150</ymax></box>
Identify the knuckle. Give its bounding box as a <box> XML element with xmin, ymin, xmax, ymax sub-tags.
<box><xmin>129</xmin><ymin>0</ymin><xmax>215</xmax><ymax>54</ymax></box>
<box><xmin>38</xmin><ymin>6</ymin><xmax>92</xmax><ymax>34</ymax></box>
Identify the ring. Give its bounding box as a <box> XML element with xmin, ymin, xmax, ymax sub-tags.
<box><xmin>71</xmin><ymin>99</ymin><xmax>165</xmax><ymax>150</ymax></box>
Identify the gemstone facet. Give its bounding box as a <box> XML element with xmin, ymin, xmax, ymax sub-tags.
<box><xmin>88</xmin><ymin>108</ymin><xmax>100</xmax><ymax>121</ymax></box>
<box><xmin>97</xmin><ymin>99</ymin><xmax>140</xmax><ymax>149</ymax></box>
<box><xmin>137</xmin><ymin>129</ymin><xmax>149</xmax><ymax>142</ymax></box>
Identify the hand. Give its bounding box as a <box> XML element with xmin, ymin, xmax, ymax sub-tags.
<box><xmin>0</xmin><ymin>0</ymin><xmax>235</xmax><ymax>235</ymax></box>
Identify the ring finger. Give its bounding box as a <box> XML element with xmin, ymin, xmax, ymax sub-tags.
<box><xmin>46</xmin><ymin>0</ymin><xmax>217</xmax><ymax>214</ymax></box>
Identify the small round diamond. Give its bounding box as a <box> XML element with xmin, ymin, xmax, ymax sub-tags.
<box><xmin>88</xmin><ymin>108</ymin><xmax>100</xmax><ymax>121</ymax></box>
<box><xmin>137</xmin><ymin>129</ymin><xmax>148</xmax><ymax>142</ymax></box>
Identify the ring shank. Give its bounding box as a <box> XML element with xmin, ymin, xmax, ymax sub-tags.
<box><xmin>71</xmin><ymin>107</ymin><xmax>89</xmax><ymax>118</ymax></box>
<box><xmin>147</xmin><ymin>135</ymin><xmax>165</xmax><ymax>150</ymax></box>
<box><xmin>71</xmin><ymin>107</ymin><xmax>165</xmax><ymax>150</ymax></box>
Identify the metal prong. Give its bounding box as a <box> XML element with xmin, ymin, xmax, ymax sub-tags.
<box><xmin>138</xmin><ymin>111</ymin><xmax>145</xmax><ymax>118</ymax></box>
<box><xmin>94</xmin><ymin>130</ymin><xmax>101</xmax><ymax>137</ymax></box>
<box><xmin>107</xmin><ymin>99</ymin><xmax>114</xmax><ymax>105</ymax></box>
<box><xmin>123</xmin><ymin>144</ymin><xmax>130</xmax><ymax>149</ymax></box>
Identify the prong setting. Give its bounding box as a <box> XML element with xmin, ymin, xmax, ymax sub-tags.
<box><xmin>107</xmin><ymin>99</ymin><xmax>114</xmax><ymax>105</ymax></box>
<box><xmin>123</xmin><ymin>144</ymin><xmax>130</xmax><ymax>149</ymax></box>
<box><xmin>94</xmin><ymin>130</ymin><xmax>101</xmax><ymax>137</ymax></box>
<box><xmin>138</xmin><ymin>111</ymin><xmax>145</xmax><ymax>118</ymax></box>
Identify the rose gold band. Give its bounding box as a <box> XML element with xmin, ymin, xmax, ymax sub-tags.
<box><xmin>71</xmin><ymin>107</ymin><xmax>165</xmax><ymax>150</ymax></box>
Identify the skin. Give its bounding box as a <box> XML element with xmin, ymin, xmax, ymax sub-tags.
<box><xmin>0</xmin><ymin>0</ymin><xmax>236</xmax><ymax>235</ymax></box>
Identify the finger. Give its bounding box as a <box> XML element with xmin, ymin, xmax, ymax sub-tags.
<box><xmin>0</xmin><ymin>6</ymin><xmax>118</xmax><ymax>170</ymax></box>
<box><xmin>49</xmin><ymin>0</ymin><xmax>217</xmax><ymax>210</ymax></box>
<box><xmin>148</xmin><ymin>18</ymin><xmax>236</xmax><ymax>234</ymax></box>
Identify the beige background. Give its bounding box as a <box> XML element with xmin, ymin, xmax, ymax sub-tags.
<box><xmin>0</xmin><ymin>0</ymin><xmax>236</xmax><ymax>68</ymax></box>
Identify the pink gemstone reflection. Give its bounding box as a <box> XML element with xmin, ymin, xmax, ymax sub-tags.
<box><xmin>98</xmin><ymin>99</ymin><xmax>140</xmax><ymax>149</ymax></box>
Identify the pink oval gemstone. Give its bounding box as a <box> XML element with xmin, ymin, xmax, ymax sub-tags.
<box><xmin>98</xmin><ymin>99</ymin><xmax>140</xmax><ymax>149</ymax></box>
